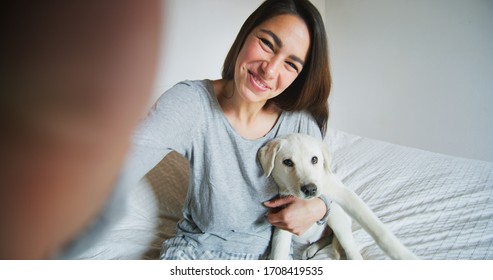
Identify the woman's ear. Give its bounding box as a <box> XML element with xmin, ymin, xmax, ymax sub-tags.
<box><xmin>257</xmin><ymin>138</ymin><xmax>284</xmax><ymax>177</ymax></box>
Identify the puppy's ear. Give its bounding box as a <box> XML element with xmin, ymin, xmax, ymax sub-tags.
<box><xmin>319</xmin><ymin>140</ymin><xmax>333</xmax><ymax>174</ymax></box>
<box><xmin>258</xmin><ymin>138</ymin><xmax>284</xmax><ymax>177</ymax></box>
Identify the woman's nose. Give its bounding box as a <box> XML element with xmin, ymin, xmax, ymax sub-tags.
<box><xmin>261</xmin><ymin>57</ymin><xmax>281</xmax><ymax>79</ymax></box>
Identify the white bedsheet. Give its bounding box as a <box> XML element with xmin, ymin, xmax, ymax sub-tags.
<box><xmin>323</xmin><ymin>130</ymin><xmax>493</xmax><ymax>259</ymax></box>
<box><xmin>74</xmin><ymin>129</ymin><xmax>493</xmax><ymax>260</ymax></box>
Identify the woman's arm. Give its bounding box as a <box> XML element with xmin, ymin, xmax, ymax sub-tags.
<box><xmin>264</xmin><ymin>196</ymin><xmax>327</xmax><ymax>235</ymax></box>
<box><xmin>127</xmin><ymin>82</ymin><xmax>203</xmax><ymax>183</ymax></box>
<box><xmin>0</xmin><ymin>1</ymin><xmax>161</xmax><ymax>259</ymax></box>
<box><xmin>58</xmin><ymin>82</ymin><xmax>203</xmax><ymax>259</ymax></box>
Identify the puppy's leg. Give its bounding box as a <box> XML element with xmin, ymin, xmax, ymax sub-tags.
<box><xmin>270</xmin><ymin>228</ymin><xmax>293</xmax><ymax>260</ymax></box>
<box><xmin>323</xmin><ymin>174</ymin><xmax>419</xmax><ymax>260</ymax></box>
<box><xmin>332</xmin><ymin>236</ymin><xmax>343</xmax><ymax>260</ymax></box>
<box><xmin>326</xmin><ymin>203</ymin><xmax>363</xmax><ymax>260</ymax></box>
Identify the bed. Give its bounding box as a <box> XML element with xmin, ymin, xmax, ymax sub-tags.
<box><xmin>74</xmin><ymin>129</ymin><xmax>493</xmax><ymax>260</ymax></box>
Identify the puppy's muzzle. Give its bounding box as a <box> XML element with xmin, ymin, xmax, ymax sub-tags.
<box><xmin>301</xmin><ymin>183</ymin><xmax>317</xmax><ymax>198</ymax></box>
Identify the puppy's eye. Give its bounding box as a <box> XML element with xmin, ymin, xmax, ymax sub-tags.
<box><xmin>283</xmin><ymin>159</ymin><xmax>294</xmax><ymax>167</ymax></box>
<box><xmin>311</xmin><ymin>156</ymin><xmax>318</xmax><ymax>164</ymax></box>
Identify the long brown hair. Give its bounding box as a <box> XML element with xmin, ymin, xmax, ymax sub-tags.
<box><xmin>222</xmin><ymin>0</ymin><xmax>331</xmax><ymax>136</ymax></box>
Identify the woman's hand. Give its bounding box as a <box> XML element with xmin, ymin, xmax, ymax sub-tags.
<box><xmin>264</xmin><ymin>195</ymin><xmax>327</xmax><ymax>236</ymax></box>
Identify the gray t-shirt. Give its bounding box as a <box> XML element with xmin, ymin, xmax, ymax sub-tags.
<box><xmin>129</xmin><ymin>80</ymin><xmax>322</xmax><ymax>255</ymax></box>
<box><xmin>134</xmin><ymin>80</ymin><xmax>322</xmax><ymax>254</ymax></box>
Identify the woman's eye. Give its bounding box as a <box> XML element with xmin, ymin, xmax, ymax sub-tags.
<box><xmin>286</xmin><ymin>61</ymin><xmax>299</xmax><ymax>73</ymax></box>
<box><xmin>311</xmin><ymin>156</ymin><xmax>318</xmax><ymax>164</ymax></box>
<box><xmin>259</xmin><ymin>38</ymin><xmax>274</xmax><ymax>51</ymax></box>
<box><xmin>283</xmin><ymin>159</ymin><xmax>294</xmax><ymax>167</ymax></box>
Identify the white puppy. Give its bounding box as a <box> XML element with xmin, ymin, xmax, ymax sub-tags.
<box><xmin>258</xmin><ymin>133</ymin><xmax>419</xmax><ymax>260</ymax></box>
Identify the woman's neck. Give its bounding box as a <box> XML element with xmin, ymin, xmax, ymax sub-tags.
<box><xmin>213</xmin><ymin>79</ymin><xmax>281</xmax><ymax>139</ymax></box>
<box><xmin>216</xmin><ymin>79</ymin><xmax>264</xmax><ymax>119</ymax></box>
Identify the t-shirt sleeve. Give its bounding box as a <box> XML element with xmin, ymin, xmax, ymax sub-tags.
<box><xmin>126</xmin><ymin>81</ymin><xmax>202</xmax><ymax>182</ymax></box>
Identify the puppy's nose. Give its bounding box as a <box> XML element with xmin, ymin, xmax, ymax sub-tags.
<box><xmin>301</xmin><ymin>183</ymin><xmax>317</xmax><ymax>197</ymax></box>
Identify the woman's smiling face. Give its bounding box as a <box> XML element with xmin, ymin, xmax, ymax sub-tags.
<box><xmin>233</xmin><ymin>14</ymin><xmax>310</xmax><ymax>104</ymax></box>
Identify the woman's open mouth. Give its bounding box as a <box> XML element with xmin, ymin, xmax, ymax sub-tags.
<box><xmin>248</xmin><ymin>70</ymin><xmax>270</xmax><ymax>91</ymax></box>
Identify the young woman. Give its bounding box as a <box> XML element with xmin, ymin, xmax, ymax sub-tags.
<box><xmin>132</xmin><ymin>0</ymin><xmax>332</xmax><ymax>260</ymax></box>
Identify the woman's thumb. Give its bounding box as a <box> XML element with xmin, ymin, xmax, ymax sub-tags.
<box><xmin>263</xmin><ymin>195</ymin><xmax>295</xmax><ymax>208</ymax></box>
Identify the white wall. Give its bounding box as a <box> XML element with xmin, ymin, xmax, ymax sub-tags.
<box><xmin>325</xmin><ymin>0</ymin><xmax>493</xmax><ymax>161</ymax></box>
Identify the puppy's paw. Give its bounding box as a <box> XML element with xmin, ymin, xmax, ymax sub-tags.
<box><xmin>302</xmin><ymin>243</ymin><xmax>320</xmax><ymax>260</ymax></box>
<box><xmin>302</xmin><ymin>241</ymin><xmax>336</xmax><ymax>260</ymax></box>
